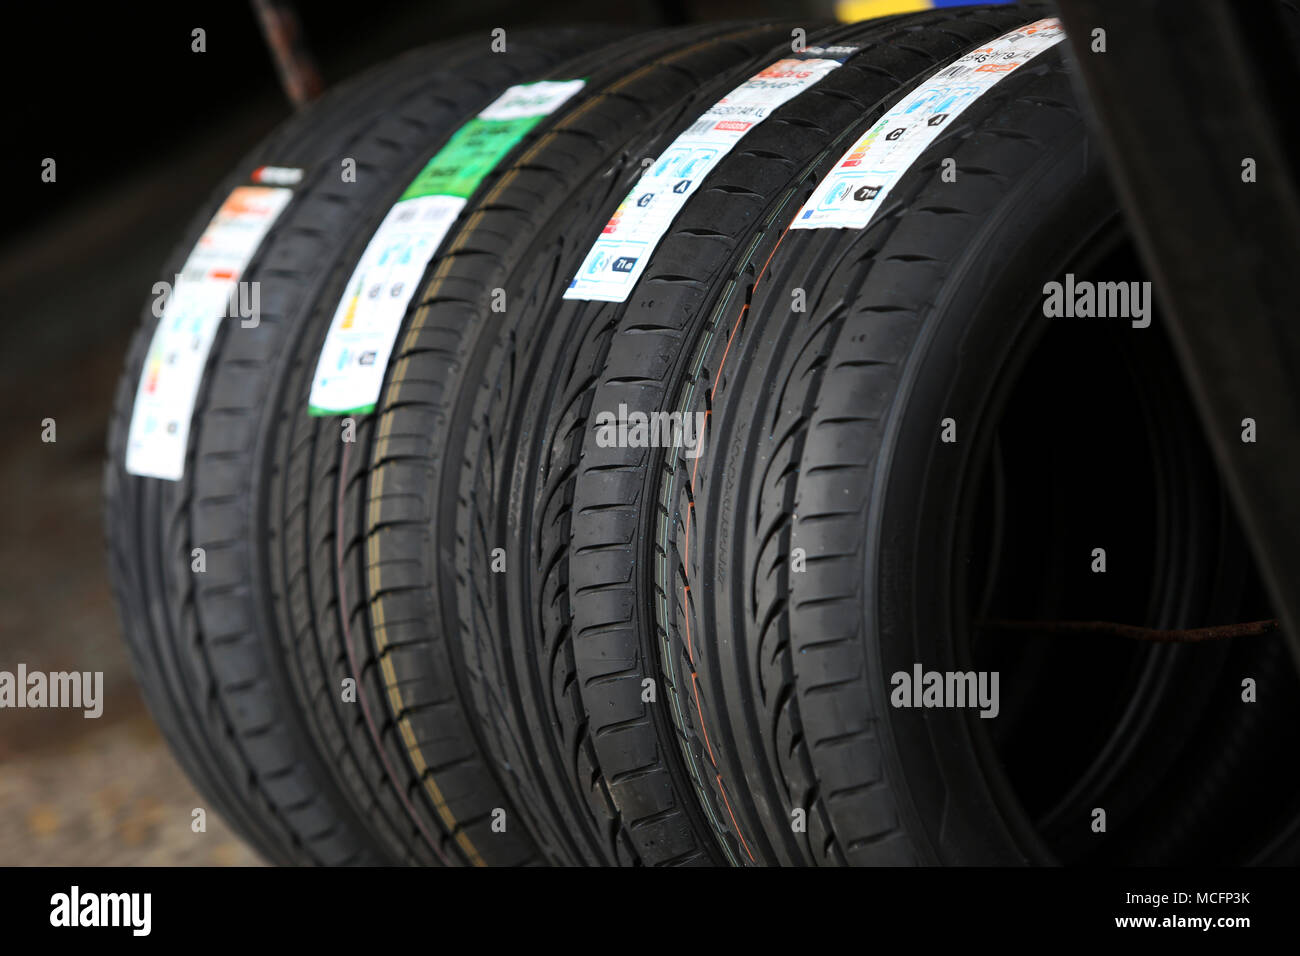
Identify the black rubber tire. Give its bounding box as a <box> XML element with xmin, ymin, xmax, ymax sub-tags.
<box><xmin>566</xmin><ymin>4</ymin><xmax>1044</xmax><ymax>866</ymax></box>
<box><xmin>611</xmin><ymin>7</ymin><xmax>1298</xmax><ymax>866</ymax></box>
<box><xmin>263</xmin><ymin>28</ymin><xmax>743</xmax><ymax>869</ymax></box>
<box><xmin>347</xmin><ymin>21</ymin><xmax>843</xmax><ymax>866</ymax></box>
<box><xmin>103</xmin><ymin>28</ymin><xmax>608</xmax><ymax>866</ymax></box>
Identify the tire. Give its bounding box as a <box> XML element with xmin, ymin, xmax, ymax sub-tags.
<box><xmin>336</xmin><ymin>21</ymin><xmax>859</xmax><ymax>866</ymax></box>
<box><xmin>566</xmin><ymin>4</ymin><xmax>1043</xmax><ymax>866</ymax></box>
<box><xmin>103</xmin><ymin>28</ymin><xmax>611</xmax><ymax>866</ymax></box>
<box><xmin>264</xmin><ymin>27</ymin><xmax>743</xmax><ymax>868</ymax></box>
<box><xmin>570</xmin><ymin>5</ymin><xmax>1297</xmax><ymax>866</ymax></box>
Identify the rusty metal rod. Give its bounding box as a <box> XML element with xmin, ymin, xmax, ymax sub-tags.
<box><xmin>251</xmin><ymin>0</ymin><xmax>324</xmax><ymax>109</ymax></box>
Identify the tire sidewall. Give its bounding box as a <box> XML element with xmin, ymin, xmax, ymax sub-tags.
<box><xmin>864</xmin><ymin>134</ymin><xmax>1107</xmax><ymax>865</ymax></box>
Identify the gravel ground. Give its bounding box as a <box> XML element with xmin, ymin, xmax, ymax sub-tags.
<box><xmin>0</xmin><ymin>710</ymin><xmax>263</xmax><ymax>867</ymax></box>
<box><xmin>0</xmin><ymin>330</ymin><xmax>264</xmax><ymax>867</ymax></box>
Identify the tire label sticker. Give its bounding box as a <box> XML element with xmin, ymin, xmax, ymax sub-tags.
<box><xmin>563</xmin><ymin>47</ymin><xmax>859</xmax><ymax>304</ymax></box>
<box><xmin>791</xmin><ymin>18</ymin><xmax>1065</xmax><ymax>231</ymax></box>
<box><xmin>124</xmin><ymin>180</ymin><xmax>297</xmax><ymax>481</ymax></box>
<box><xmin>307</xmin><ymin>79</ymin><xmax>585</xmax><ymax>416</ymax></box>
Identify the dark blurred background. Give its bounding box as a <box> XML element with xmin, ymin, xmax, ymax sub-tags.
<box><xmin>0</xmin><ymin>0</ymin><xmax>831</xmax><ymax>865</ymax></box>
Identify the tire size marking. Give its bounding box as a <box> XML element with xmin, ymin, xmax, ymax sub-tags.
<box><xmin>306</xmin><ymin>79</ymin><xmax>586</xmax><ymax>416</ymax></box>
<box><xmin>791</xmin><ymin>18</ymin><xmax>1064</xmax><ymax>231</ymax></box>
<box><xmin>125</xmin><ymin>179</ymin><xmax>297</xmax><ymax>481</ymax></box>
<box><xmin>563</xmin><ymin>46</ymin><xmax>859</xmax><ymax>304</ymax></box>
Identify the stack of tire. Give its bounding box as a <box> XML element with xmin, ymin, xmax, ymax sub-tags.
<box><xmin>105</xmin><ymin>5</ymin><xmax>1300</xmax><ymax>866</ymax></box>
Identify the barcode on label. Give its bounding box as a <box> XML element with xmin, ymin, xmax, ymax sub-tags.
<box><xmin>684</xmin><ymin>118</ymin><xmax>717</xmax><ymax>136</ymax></box>
<box><xmin>936</xmin><ymin>64</ymin><xmax>972</xmax><ymax>78</ymax></box>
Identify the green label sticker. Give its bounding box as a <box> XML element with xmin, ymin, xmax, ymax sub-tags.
<box><xmin>307</xmin><ymin>78</ymin><xmax>586</xmax><ymax>416</ymax></box>
<box><xmin>402</xmin><ymin>116</ymin><xmax>538</xmax><ymax>200</ymax></box>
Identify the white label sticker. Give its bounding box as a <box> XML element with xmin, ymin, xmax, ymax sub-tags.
<box><xmin>477</xmin><ymin>78</ymin><xmax>587</xmax><ymax>121</ymax></box>
<box><xmin>306</xmin><ymin>193</ymin><xmax>466</xmax><ymax>415</ymax></box>
<box><xmin>306</xmin><ymin>79</ymin><xmax>585</xmax><ymax>416</ymax></box>
<box><xmin>791</xmin><ymin>19</ymin><xmax>1065</xmax><ymax>232</ymax></box>
<box><xmin>250</xmin><ymin>165</ymin><xmax>305</xmax><ymax>186</ymax></box>
<box><xmin>125</xmin><ymin>183</ymin><xmax>295</xmax><ymax>481</ymax></box>
<box><xmin>564</xmin><ymin>48</ymin><xmax>857</xmax><ymax>303</ymax></box>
